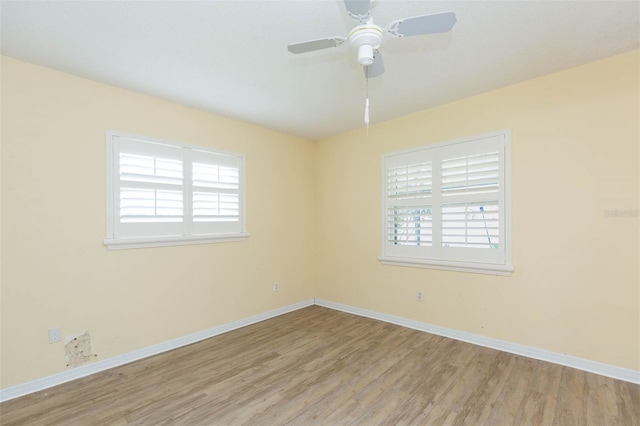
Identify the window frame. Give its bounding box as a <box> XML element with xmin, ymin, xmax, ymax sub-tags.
<box><xmin>104</xmin><ymin>130</ymin><xmax>249</xmax><ymax>250</ymax></box>
<box><xmin>379</xmin><ymin>130</ymin><xmax>513</xmax><ymax>275</ymax></box>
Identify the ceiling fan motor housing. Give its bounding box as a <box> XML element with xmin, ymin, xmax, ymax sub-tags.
<box><xmin>349</xmin><ymin>24</ymin><xmax>384</xmax><ymax>66</ymax></box>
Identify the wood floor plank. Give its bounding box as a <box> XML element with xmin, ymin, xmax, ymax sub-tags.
<box><xmin>552</xmin><ymin>366</ymin><xmax>587</xmax><ymax>425</ymax></box>
<box><xmin>1</xmin><ymin>306</ymin><xmax>638</xmax><ymax>425</ymax></box>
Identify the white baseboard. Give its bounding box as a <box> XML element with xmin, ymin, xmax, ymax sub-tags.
<box><xmin>315</xmin><ymin>299</ymin><xmax>640</xmax><ymax>385</ymax></box>
<box><xmin>3</xmin><ymin>297</ymin><xmax>638</xmax><ymax>403</ymax></box>
<box><xmin>0</xmin><ymin>299</ymin><xmax>315</xmax><ymax>403</ymax></box>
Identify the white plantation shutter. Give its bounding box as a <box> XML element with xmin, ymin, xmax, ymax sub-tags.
<box><xmin>385</xmin><ymin>152</ymin><xmax>434</xmax><ymax>258</ymax></box>
<box><xmin>115</xmin><ymin>138</ymin><xmax>185</xmax><ymax>237</ymax></box>
<box><xmin>387</xmin><ymin>162</ymin><xmax>432</xmax><ymax>201</ymax></box>
<box><xmin>441</xmin><ymin>151</ymin><xmax>500</xmax><ymax>197</ymax></box>
<box><xmin>438</xmin><ymin>135</ymin><xmax>505</xmax><ymax>264</ymax></box>
<box><xmin>381</xmin><ymin>131</ymin><xmax>512</xmax><ymax>274</ymax></box>
<box><xmin>387</xmin><ymin>205</ymin><xmax>432</xmax><ymax>247</ymax></box>
<box><xmin>191</xmin><ymin>150</ymin><xmax>242</xmax><ymax>235</ymax></box>
<box><xmin>105</xmin><ymin>131</ymin><xmax>247</xmax><ymax>249</ymax></box>
<box><xmin>441</xmin><ymin>202</ymin><xmax>499</xmax><ymax>249</ymax></box>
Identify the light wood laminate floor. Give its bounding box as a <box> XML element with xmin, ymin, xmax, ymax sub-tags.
<box><xmin>1</xmin><ymin>305</ymin><xmax>639</xmax><ymax>425</ymax></box>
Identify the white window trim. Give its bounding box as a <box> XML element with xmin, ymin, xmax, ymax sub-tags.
<box><xmin>378</xmin><ymin>257</ymin><xmax>514</xmax><ymax>276</ymax></box>
<box><xmin>104</xmin><ymin>130</ymin><xmax>249</xmax><ymax>250</ymax></box>
<box><xmin>104</xmin><ymin>233</ymin><xmax>250</xmax><ymax>250</ymax></box>
<box><xmin>379</xmin><ymin>129</ymin><xmax>513</xmax><ymax>275</ymax></box>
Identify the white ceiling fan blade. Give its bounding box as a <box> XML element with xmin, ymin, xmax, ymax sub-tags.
<box><xmin>365</xmin><ymin>51</ymin><xmax>384</xmax><ymax>78</ymax></box>
<box><xmin>387</xmin><ymin>11</ymin><xmax>456</xmax><ymax>37</ymax></box>
<box><xmin>344</xmin><ymin>0</ymin><xmax>371</xmax><ymax>22</ymax></box>
<box><xmin>287</xmin><ymin>37</ymin><xmax>347</xmax><ymax>54</ymax></box>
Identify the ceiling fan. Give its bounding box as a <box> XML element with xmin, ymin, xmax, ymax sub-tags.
<box><xmin>287</xmin><ymin>0</ymin><xmax>457</xmax><ymax>79</ymax></box>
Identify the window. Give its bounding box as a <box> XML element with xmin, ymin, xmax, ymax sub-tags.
<box><xmin>104</xmin><ymin>130</ymin><xmax>248</xmax><ymax>249</ymax></box>
<box><xmin>380</xmin><ymin>130</ymin><xmax>513</xmax><ymax>275</ymax></box>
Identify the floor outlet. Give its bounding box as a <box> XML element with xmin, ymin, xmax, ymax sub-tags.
<box><xmin>48</xmin><ymin>327</ymin><xmax>61</xmax><ymax>344</ymax></box>
<box><xmin>417</xmin><ymin>291</ymin><xmax>424</xmax><ymax>302</ymax></box>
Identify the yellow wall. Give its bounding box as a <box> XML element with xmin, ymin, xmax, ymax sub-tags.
<box><xmin>316</xmin><ymin>49</ymin><xmax>639</xmax><ymax>371</ymax></box>
<box><xmin>0</xmin><ymin>56</ymin><xmax>317</xmax><ymax>388</ymax></box>
<box><xmin>1</xmin><ymin>50</ymin><xmax>638</xmax><ymax>389</ymax></box>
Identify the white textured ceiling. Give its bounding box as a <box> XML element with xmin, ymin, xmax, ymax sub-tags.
<box><xmin>1</xmin><ymin>1</ymin><xmax>639</xmax><ymax>140</ymax></box>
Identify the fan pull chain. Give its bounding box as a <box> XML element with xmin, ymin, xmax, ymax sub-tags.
<box><xmin>364</xmin><ymin>98</ymin><xmax>370</xmax><ymax>130</ymax></box>
<box><xmin>364</xmin><ymin>68</ymin><xmax>370</xmax><ymax>134</ymax></box>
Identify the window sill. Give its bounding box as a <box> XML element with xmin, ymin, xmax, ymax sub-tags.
<box><xmin>104</xmin><ymin>233</ymin><xmax>250</xmax><ymax>250</ymax></box>
<box><xmin>378</xmin><ymin>256</ymin><xmax>514</xmax><ymax>276</ymax></box>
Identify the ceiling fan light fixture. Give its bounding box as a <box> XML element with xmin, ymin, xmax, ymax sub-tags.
<box><xmin>348</xmin><ymin>24</ymin><xmax>383</xmax><ymax>67</ymax></box>
<box><xmin>358</xmin><ymin>44</ymin><xmax>374</xmax><ymax>66</ymax></box>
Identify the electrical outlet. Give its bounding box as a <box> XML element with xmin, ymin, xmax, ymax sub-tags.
<box><xmin>273</xmin><ymin>282</ymin><xmax>280</xmax><ymax>292</ymax></box>
<box><xmin>417</xmin><ymin>291</ymin><xmax>424</xmax><ymax>302</ymax></box>
<box><xmin>48</xmin><ymin>327</ymin><xmax>61</xmax><ymax>344</ymax></box>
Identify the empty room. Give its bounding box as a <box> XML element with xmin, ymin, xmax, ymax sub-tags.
<box><xmin>1</xmin><ymin>0</ymin><xmax>639</xmax><ymax>424</ymax></box>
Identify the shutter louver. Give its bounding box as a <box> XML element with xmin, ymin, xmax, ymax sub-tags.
<box><xmin>442</xmin><ymin>202</ymin><xmax>500</xmax><ymax>249</ymax></box>
<box><xmin>192</xmin><ymin>163</ymin><xmax>240</xmax><ymax>223</ymax></box>
<box><xmin>120</xmin><ymin>153</ymin><xmax>182</xmax><ymax>185</ymax></box>
<box><xmin>441</xmin><ymin>152</ymin><xmax>499</xmax><ymax>196</ymax></box>
<box><xmin>387</xmin><ymin>206</ymin><xmax>432</xmax><ymax>246</ymax></box>
<box><xmin>387</xmin><ymin>162</ymin><xmax>432</xmax><ymax>200</ymax></box>
<box><xmin>120</xmin><ymin>188</ymin><xmax>183</xmax><ymax>223</ymax></box>
<box><xmin>386</xmin><ymin>161</ymin><xmax>433</xmax><ymax>247</ymax></box>
<box><xmin>119</xmin><ymin>153</ymin><xmax>184</xmax><ymax>223</ymax></box>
